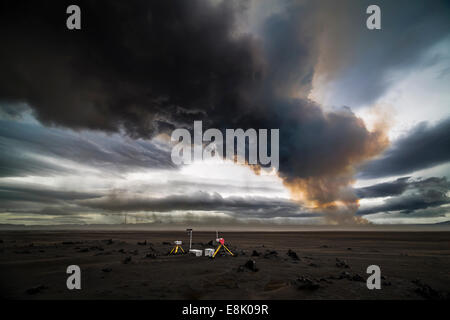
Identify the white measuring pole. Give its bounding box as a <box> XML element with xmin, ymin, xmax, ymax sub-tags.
<box><xmin>187</xmin><ymin>228</ymin><xmax>192</xmax><ymax>250</ymax></box>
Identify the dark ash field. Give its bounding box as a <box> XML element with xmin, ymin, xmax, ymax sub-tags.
<box><xmin>0</xmin><ymin>231</ymin><xmax>449</xmax><ymax>299</ymax></box>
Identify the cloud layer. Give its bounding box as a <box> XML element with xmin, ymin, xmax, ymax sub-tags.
<box><xmin>0</xmin><ymin>0</ymin><xmax>449</xmax><ymax>225</ymax></box>
<box><xmin>358</xmin><ymin>119</ymin><xmax>450</xmax><ymax>179</ymax></box>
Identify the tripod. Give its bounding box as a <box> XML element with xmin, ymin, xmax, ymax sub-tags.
<box><xmin>169</xmin><ymin>241</ymin><xmax>185</xmax><ymax>255</ymax></box>
<box><xmin>212</xmin><ymin>238</ymin><xmax>233</xmax><ymax>258</ymax></box>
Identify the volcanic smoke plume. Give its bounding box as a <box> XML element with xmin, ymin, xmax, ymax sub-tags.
<box><xmin>0</xmin><ymin>0</ymin><xmax>390</xmax><ymax>223</ymax></box>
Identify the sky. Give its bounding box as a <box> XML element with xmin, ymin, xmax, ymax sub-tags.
<box><xmin>0</xmin><ymin>0</ymin><xmax>449</xmax><ymax>226</ymax></box>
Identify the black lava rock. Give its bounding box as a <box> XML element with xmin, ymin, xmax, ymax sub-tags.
<box><xmin>122</xmin><ymin>256</ymin><xmax>132</xmax><ymax>264</ymax></box>
<box><xmin>351</xmin><ymin>274</ymin><xmax>365</xmax><ymax>282</ymax></box>
<box><xmin>26</xmin><ymin>285</ymin><xmax>48</xmax><ymax>295</ymax></box>
<box><xmin>251</xmin><ymin>250</ymin><xmax>260</xmax><ymax>257</ymax></box>
<box><xmin>294</xmin><ymin>277</ymin><xmax>320</xmax><ymax>290</ymax></box>
<box><xmin>335</xmin><ymin>258</ymin><xmax>350</xmax><ymax>268</ymax></box>
<box><xmin>412</xmin><ymin>279</ymin><xmax>447</xmax><ymax>300</ymax></box>
<box><xmin>238</xmin><ymin>260</ymin><xmax>258</xmax><ymax>272</ymax></box>
<box><xmin>263</xmin><ymin>250</ymin><xmax>278</xmax><ymax>259</ymax></box>
<box><xmin>287</xmin><ymin>249</ymin><xmax>300</xmax><ymax>260</ymax></box>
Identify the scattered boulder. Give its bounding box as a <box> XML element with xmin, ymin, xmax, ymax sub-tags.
<box><xmin>335</xmin><ymin>258</ymin><xmax>350</xmax><ymax>268</ymax></box>
<box><xmin>294</xmin><ymin>276</ymin><xmax>320</xmax><ymax>291</ymax></box>
<box><xmin>337</xmin><ymin>271</ymin><xmax>364</xmax><ymax>282</ymax></box>
<box><xmin>78</xmin><ymin>248</ymin><xmax>89</xmax><ymax>253</ymax></box>
<box><xmin>122</xmin><ymin>256</ymin><xmax>132</xmax><ymax>264</ymax></box>
<box><xmin>26</xmin><ymin>285</ymin><xmax>48</xmax><ymax>295</ymax></box>
<box><xmin>347</xmin><ymin>247</ymin><xmax>352</xmax><ymax>251</ymax></box>
<box><xmin>263</xmin><ymin>250</ymin><xmax>278</xmax><ymax>259</ymax></box>
<box><xmin>309</xmin><ymin>263</ymin><xmax>318</xmax><ymax>268</ymax></box>
<box><xmin>137</xmin><ymin>240</ymin><xmax>147</xmax><ymax>246</ymax></box>
<box><xmin>251</xmin><ymin>250</ymin><xmax>260</xmax><ymax>257</ymax></box>
<box><xmin>350</xmin><ymin>274</ymin><xmax>365</xmax><ymax>282</ymax></box>
<box><xmin>338</xmin><ymin>271</ymin><xmax>351</xmax><ymax>279</ymax></box>
<box><xmin>118</xmin><ymin>249</ymin><xmax>125</xmax><ymax>253</ymax></box>
<box><xmin>287</xmin><ymin>249</ymin><xmax>300</xmax><ymax>260</ymax></box>
<box><xmin>145</xmin><ymin>253</ymin><xmax>157</xmax><ymax>259</ymax></box>
<box><xmin>102</xmin><ymin>268</ymin><xmax>112</xmax><ymax>273</ymax></box>
<box><xmin>104</xmin><ymin>239</ymin><xmax>113</xmax><ymax>245</ymax></box>
<box><xmin>412</xmin><ymin>279</ymin><xmax>447</xmax><ymax>300</ymax></box>
<box><xmin>243</xmin><ymin>259</ymin><xmax>259</xmax><ymax>272</ymax></box>
<box><xmin>207</xmin><ymin>240</ymin><xmax>214</xmax><ymax>246</ymax></box>
<box><xmin>238</xmin><ymin>260</ymin><xmax>259</xmax><ymax>272</ymax></box>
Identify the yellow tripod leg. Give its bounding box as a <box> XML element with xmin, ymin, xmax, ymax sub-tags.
<box><xmin>170</xmin><ymin>247</ymin><xmax>175</xmax><ymax>254</ymax></box>
<box><xmin>223</xmin><ymin>244</ymin><xmax>234</xmax><ymax>256</ymax></box>
<box><xmin>175</xmin><ymin>246</ymin><xmax>178</xmax><ymax>254</ymax></box>
<box><xmin>212</xmin><ymin>245</ymin><xmax>222</xmax><ymax>258</ymax></box>
<box><xmin>180</xmin><ymin>246</ymin><xmax>185</xmax><ymax>253</ymax></box>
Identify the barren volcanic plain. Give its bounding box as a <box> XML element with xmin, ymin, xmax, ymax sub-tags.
<box><xmin>0</xmin><ymin>231</ymin><xmax>449</xmax><ymax>299</ymax></box>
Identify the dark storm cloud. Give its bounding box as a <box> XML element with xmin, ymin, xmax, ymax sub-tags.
<box><xmin>0</xmin><ymin>119</ymin><xmax>174</xmax><ymax>177</ymax></box>
<box><xmin>79</xmin><ymin>191</ymin><xmax>316</xmax><ymax>219</ymax></box>
<box><xmin>2</xmin><ymin>0</ymin><xmax>449</xmax><ymax>224</ymax></box>
<box><xmin>355</xmin><ymin>177</ymin><xmax>410</xmax><ymax>198</ymax></box>
<box><xmin>0</xmin><ymin>182</ymin><xmax>103</xmax><ymax>218</ymax></box>
<box><xmin>358</xmin><ymin>118</ymin><xmax>450</xmax><ymax>179</ymax></box>
<box><xmin>0</xmin><ymin>0</ymin><xmax>391</xmax><ymax>215</ymax></box>
<box><xmin>386</xmin><ymin>206</ymin><xmax>449</xmax><ymax>219</ymax></box>
<box><xmin>0</xmin><ymin>0</ymin><xmax>263</xmax><ymax>137</ymax></box>
<box><xmin>0</xmin><ymin>185</ymin><xmax>317</xmax><ymax>220</ymax></box>
<box><xmin>0</xmin><ymin>185</ymin><xmax>101</xmax><ymax>203</ymax></box>
<box><xmin>357</xmin><ymin>176</ymin><xmax>450</xmax><ymax>215</ymax></box>
<box><xmin>0</xmin><ymin>148</ymin><xmax>75</xmax><ymax>178</ymax></box>
<box><xmin>0</xmin><ymin>203</ymin><xmax>98</xmax><ymax>217</ymax></box>
<box><xmin>5</xmin><ymin>216</ymin><xmax>89</xmax><ymax>223</ymax></box>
